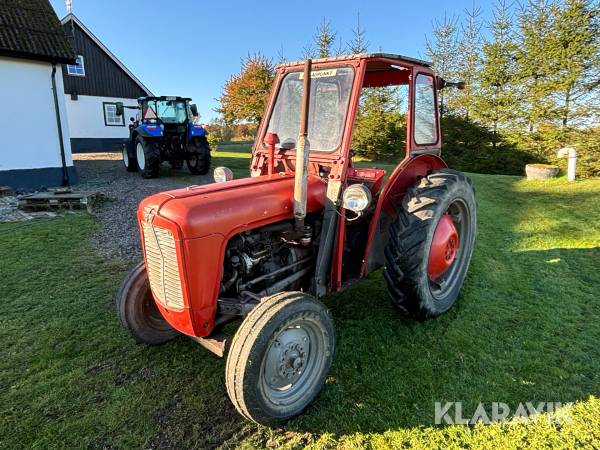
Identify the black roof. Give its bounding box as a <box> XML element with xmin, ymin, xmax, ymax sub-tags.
<box><xmin>0</xmin><ymin>0</ymin><xmax>75</xmax><ymax>64</ymax></box>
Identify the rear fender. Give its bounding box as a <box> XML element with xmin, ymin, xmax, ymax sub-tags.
<box><xmin>188</xmin><ymin>123</ymin><xmax>208</xmax><ymax>142</ymax></box>
<box><xmin>360</xmin><ymin>154</ymin><xmax>447</xmax><ymax>276</ymax></box>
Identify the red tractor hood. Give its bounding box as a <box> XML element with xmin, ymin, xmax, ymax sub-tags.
<box><xmin>138</xmin><ymin>174</ymin><xmax>328</xmax><ymax>239</ymax></box>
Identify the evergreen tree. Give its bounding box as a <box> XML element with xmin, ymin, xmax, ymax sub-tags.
<box><xmin>551</xmin><ymin>0</ymin><xmax>599</xmax><ymax>127</ymax></box>
<box><xmin>352</xmin><ymin>87</ymin><xmax>406</xmax><ymax>160</ymax></box>
<box><xmin>453</xmin><ymin>1</ymin><xmax>482</xmax><ymax>119</ymax></box>
<box><xmin>426</xmin><ymin>14</ymin><xmax>459</xmax><ymax>117</ymax></box>
<box><xmin>517</xmin><ymin>0</ymin><xmax>557</xmax><ymax>131</ymax></box>
<box><xmin>472</xmin><ymin>0</ymin><xmax>519</xmax><ymax>146</ymax></box>
<box><xmin>314</xmin><ymin>18</ymin><xmax>337</xmax><ymax>58</ymax></box>
<box><xmin>348</xmin><ymin>12</ymin><xmax>369</xmax><ymax>54</ymax></box>
<box><xmin>301</xmin><ymin>43</ymin><xmax>317</xmax><ymax>60</ymax></box>
<box><xmin>277</xmin><ymin>45</ymin><xmax>287</xmax><ymax>65</ymax></box>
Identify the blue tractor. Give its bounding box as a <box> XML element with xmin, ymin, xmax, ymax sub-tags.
<box><xmin>117</xmin><ymin>96</ymin><xmax>211</xmax><ymax>178</ymax></box>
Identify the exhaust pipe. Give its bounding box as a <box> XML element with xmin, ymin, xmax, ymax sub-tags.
<box><xmin>294</xmin><ymin>59</ymin><xmax>312</xmax><ymax>231</ymax></box>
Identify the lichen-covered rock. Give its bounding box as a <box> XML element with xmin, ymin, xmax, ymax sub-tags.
<box><xmin>525</xmin><ymin>164</ymin><xmax>559</xmax><ymax>180</ymax></box>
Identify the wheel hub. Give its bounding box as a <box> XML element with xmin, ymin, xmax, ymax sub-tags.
<box><xmin>428</xmin><ymin>214</ymin><xmax>459</xmax><ymax>281</ymax></box>
<box><xmin>264</xmin><ymin>328</ymin><xmax>309</xmax><ymax>389</ymax></box>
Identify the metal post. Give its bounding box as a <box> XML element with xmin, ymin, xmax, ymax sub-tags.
<box><xmin>558</xmin><ymin>147</ymin><xmax>578</xmax><ymax>182</ymax></box>
<box><xmin>293</xmin><ymin>59</ymin><xmax>312</xmax><ymax>231</ymax></box>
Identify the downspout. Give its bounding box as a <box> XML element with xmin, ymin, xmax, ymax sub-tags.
<box><xmin>51</xmin><ymin>63</ymin><xmax>69</xmax><ymax>186</ymax></box>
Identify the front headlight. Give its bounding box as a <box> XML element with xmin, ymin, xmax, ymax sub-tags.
<box><xmin>342</xmin><ymin>184</ymin><xmax>372</xmax><ymax>212</ymax></box>
<box><xmin>213</xmin><ymin>166</ymin><xmax>234</xmax><ymax>183</ymax></box>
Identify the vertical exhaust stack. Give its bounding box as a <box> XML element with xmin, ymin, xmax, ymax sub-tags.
<box><xmin>294</xmin><ymin>59</ymin><xmax>312</xmax><ymax>232</ymax></box>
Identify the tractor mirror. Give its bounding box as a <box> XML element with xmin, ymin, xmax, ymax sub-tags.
<box><xmin>190</xmin><ymin>104</ymin><xmax>199</xmax><ymax>117</ymax></box>
<box><xmin>115</xmin><ymin>102</ymin><xmax>124</xmax><ymax>116</ymax></box>
<box><xmin>130</xmin><ymin>117</ymin><xmax>135</xmax><ymax>123</ymax></box>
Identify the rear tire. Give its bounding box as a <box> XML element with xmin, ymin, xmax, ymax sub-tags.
<box><xmin>122</xmin><ymin>145</ymin><xmax>137</xmax><ymax>172</ymax></box>
<box><xmin>187</xmin><ymin>137</ymin><xmax>211</xmax><ymax>175</ymax></box>
<box><xmin>135</xmin><ymin>137</ymin><xmax>161</xmax><ymax>179</ymax></box>
<box><xmin>116</xmin><ymin>261</ymin><xmax>179</xmax><ymax>345</ymax></box>
<box><xmin>383</xmin><ymin>169</ymin><xmax>476</xmax><ymax>320</ymax></box>
<box><xmin>225</xmin><ymin>291</ymin><xmax>335</xmax><ymax>426</ymax></box>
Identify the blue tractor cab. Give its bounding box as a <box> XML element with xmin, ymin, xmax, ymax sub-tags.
<box><xmin>117</xmin><ymin>96</ymin><xmax>211</xmax><ymax>178</ymax></box>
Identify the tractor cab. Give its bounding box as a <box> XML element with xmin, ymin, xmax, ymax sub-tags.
<box><xmin>137</xmin><ymin>96</ymin><xmax>197</xmax><ymax>125</ymax></box>
<box><xmin>250</xmin><ymin>53</ymin><xmax>443</xmax><ymax>181</ymax></box>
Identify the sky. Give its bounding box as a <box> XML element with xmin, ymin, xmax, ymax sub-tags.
<box><xmin>50</xmin><ymin>0</ymin><xmax>495</xmax><ymax>122</ymax></box>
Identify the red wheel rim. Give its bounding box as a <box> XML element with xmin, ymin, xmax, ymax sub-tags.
<box><xmin>428</xmin><ymin>214</ymin><xmax>459</xmax><ymax>281</ymax></box>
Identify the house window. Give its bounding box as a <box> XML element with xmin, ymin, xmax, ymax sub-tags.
<box><xmin>103</xmin><ymin>102</ymin><xmax>124</xmax><ymax>126</ymax></box>
<box><xmin>67</xmin><ymin>55</ymin><xmax>85</xmax><ymax>76</ymax></box>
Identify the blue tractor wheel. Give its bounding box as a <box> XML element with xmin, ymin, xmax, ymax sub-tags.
<box><xmin>135</xmin><ymin>137</ymin><xmax>161</xmax><ymax>178</ymax></box>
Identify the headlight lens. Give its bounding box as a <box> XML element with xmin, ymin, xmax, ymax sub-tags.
<box><xmin>342</xmin><ymin>184</ymin><xmax>372</xmax><ymax>212</ymax></box>
<box><xmin>213</xmin><ymin>166</ymin><xmax>233</xmax><ymax>183</ymax></box>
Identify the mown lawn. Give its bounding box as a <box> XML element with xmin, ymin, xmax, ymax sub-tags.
<box><xmin>1</xmin><ymin>153</ymin><xmax>600</xmax><ymax>449</ymax></box>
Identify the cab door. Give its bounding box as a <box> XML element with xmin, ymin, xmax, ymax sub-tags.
<box><xmin>410</xmin><ymin>70</ymin><xmax>441</xmax><ymax>156</ymax></box>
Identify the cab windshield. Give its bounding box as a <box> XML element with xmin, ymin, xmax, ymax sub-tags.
<box><xmin>266</xmin><ymin>67</ymin><xmax>354</xmax><ymax>152</ymax></box>
<box><xmin>142</xmin><ymin>100</ymin><xmax>188</xmax><ymax>124</ymax></box>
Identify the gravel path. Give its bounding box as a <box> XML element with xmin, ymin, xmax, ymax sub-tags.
<box><xmin>75</xmin><ymin>153</ymin><xmax>212</xmax><ymax>262</ymax></box>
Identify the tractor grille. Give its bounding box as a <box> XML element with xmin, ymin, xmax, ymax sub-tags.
<box><xmin>141</xmin><ymin>221</ymin><xmax>185</xmax><ymax>311</ymax></box>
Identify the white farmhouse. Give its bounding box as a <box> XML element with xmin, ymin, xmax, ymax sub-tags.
<box><xmin>0</xmin><ymin>0</ymin><xmax>77</xmax><ymax>190</ymax></box>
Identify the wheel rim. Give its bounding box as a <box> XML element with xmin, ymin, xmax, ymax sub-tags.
<box><xmin>428</xmin><ymin>199</ymin><xmax>471</xmax><ymax>301</ymax></box>
<box><xmin>136</xmin><ymin>142</ymin><xmax>146</xmax><ymax>170</ymax></box>
<box><xmin>260</xmin><ymin>319</ymin><xmax>326</xmax><ymax>407</ymax></box>
<box><xmin>428</xmin><ymin>214</ymin><xmax>459</xmax><ymax>281</ymax></box>
<box><xmin>188</xmin><ymin>155</ymin><xmax>197</xmax><ymax>168</ymax></box>
<box><xmin>122</xmin><ymin>147</ymin><xmax>129</xmax><ymax>167</ymax></box>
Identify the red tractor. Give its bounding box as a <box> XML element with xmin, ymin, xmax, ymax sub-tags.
<box><xmin>117</xmin><ymin>53</ymin><xmax>476</xmax><ymax>426</ymax></box>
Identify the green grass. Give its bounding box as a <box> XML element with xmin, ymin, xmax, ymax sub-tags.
<box><xmin>1</xmin><ymin>160</ymin><xmax>600</xmax><ymax>449</ymax></box>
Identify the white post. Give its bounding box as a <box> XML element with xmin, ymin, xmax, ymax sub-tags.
<box><xmin>557</xmin><ymin>147</ymin><xmax>577</xmax><ymax>182</ymax></box>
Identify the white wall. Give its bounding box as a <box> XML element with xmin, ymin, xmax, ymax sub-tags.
<box><xmin>64</xmin><ymin>94</ymin><xmax>138</xmax><ymax>139</ymax></box>
<box><xmin>0</xmin><ymin>56</ymin><xmax>72</xmax><ymax>170</ymax></box>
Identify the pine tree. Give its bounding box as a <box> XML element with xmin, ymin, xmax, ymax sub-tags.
<box><xmin>517</xmin><ymin>0</ymin><xmax>557</xmax><ymax>131</ymax></box>
<box><xmin>551</xmin><ymin>0</ymin><xmax>599</xmax><ymax>127</ymax></box>
<box><xmin>348</xmin><ymin>12</ymin><xmax>369</xmax><ymax>54</ymax></box>
<box><xmin>352</xmin><ymin>87</ymin><xmax>406</xmax><ymax>160</ymax></box>
<box><xmin>426</xmin><ymin>14</ymin><xmax>459</xmax><ymax>117</ymax></box>
<box><xmin>472</xmin><ymin>0</ymin><xmax>519</xmax><ymax>146</ymax></box>
<box><xmin>314</xmin><ymin>18</ymin><xmax>337</xmax><ymax>58</ymax></box>
<box><xmin>453</xmin><ymin>1</ymin><xmax>482</xmax><ymax>119</ymax></box>
<box><xmin>277</xmin><ymin>45</ymin><xmax>287</xmax><ymax>65</ymax></box>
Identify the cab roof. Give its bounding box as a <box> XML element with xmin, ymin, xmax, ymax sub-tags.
<box><xmin>138</xmin><ymin>96</ymin><xmax>192</xmax><ymax>102</ymax></box>
<box><xmin>276</xmin><ymin>52</ymin><xmax>432</xmax><ymax>69</ymax></box>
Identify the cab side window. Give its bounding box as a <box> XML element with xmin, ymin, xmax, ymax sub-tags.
<box><xmin>414</xmin><ymin>74</ymin><xmax>437</xmax><ymax>145</ymax></box>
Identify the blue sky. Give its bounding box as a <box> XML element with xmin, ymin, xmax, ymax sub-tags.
<box><xmin>50</xmin><ymin>0</ymin><xmax>495</xmax><ymax>121</ymax></box>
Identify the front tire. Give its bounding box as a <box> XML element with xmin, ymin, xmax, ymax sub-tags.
<box><xmin>135</xmin><ymin>137</ymin><xmax>161</xmax><ymax>178</ymax></box>
<box><xmin>187</xmin><ymin>137</ymin><xmax>211</xmax><ymax>175</ymax></box>
<box><xmin>225</xmin><ymin>291</ymin><xmax>335</xmax><ymax>426</ymax></box>
<box><xmin>383</xmin><ymin>169</ymin><xmax>476</xmax><ymax>320</ymax></box>
<box><xmin>116</xmin><ymin>262</ymin><xmax>179</xmax><ymax>345</ymax></box>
